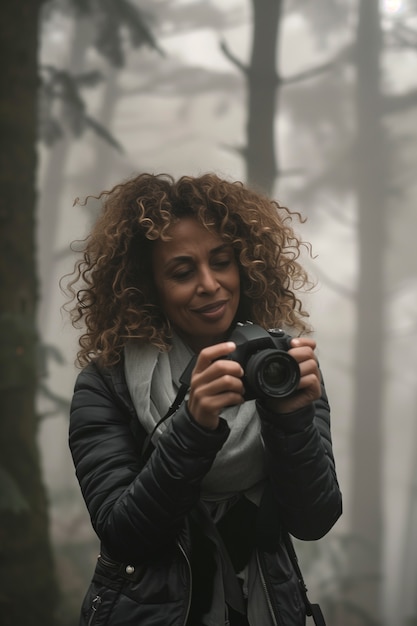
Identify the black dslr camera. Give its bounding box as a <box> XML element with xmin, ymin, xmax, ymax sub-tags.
<box><xmin>225</xmin><ymin>322</ymin><xmax>300</xmax><ymax>400</ymax></box>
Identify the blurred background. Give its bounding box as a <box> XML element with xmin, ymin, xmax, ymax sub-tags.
<box><xmin>1</xmin><ymin>0</ymin><xmax>417</xmax><ymax>624</ymax></box>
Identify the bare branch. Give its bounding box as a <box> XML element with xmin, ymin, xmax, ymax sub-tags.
<box><xmin>218</xmin><ymin>142</ymin><xmax>247</xmax><ymax>159</ymax></box>
<box><xmin>219</xmin><ymin>38</ymin><xmax>249</xmax><ymax>75</ymax></box>
<box><xmin>282</xmin><ymin>59</ymin><xmax>335</xmax><ymax>86</ymax></box>
<box><xmin>282</xmin><ymin>43</ymin><xmax>352</xmax><ymax>87</ymax></box>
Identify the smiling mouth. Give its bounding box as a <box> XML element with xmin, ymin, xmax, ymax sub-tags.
<box><xmin>193</xmin><ymin>301</ymin><xmax>228</xmax><ymax>314</ymax></box>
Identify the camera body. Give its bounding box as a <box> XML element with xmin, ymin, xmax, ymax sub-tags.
<box><xmin>226</xmin><ymin>322</ymin><xmax>300</xmax><ymax>400</ymax></box>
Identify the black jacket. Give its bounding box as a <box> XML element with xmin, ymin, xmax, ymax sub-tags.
<box><xmin>69</xmin><ymin>358</ymin><xmax>342</xmax><ymax>626</ymax></box>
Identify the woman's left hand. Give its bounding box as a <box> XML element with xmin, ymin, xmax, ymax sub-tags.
<box><xmin>260</xmin><ymin>337</ymin><xmax>321</xmax><ymax>414</ymax></box>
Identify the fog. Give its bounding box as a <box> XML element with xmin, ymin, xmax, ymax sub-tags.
<box><xmin>36</xmin><ymin>1</ymin><xmax>417</xmax><ymax>624</ymax></box>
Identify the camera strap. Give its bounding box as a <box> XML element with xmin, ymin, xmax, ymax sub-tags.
<box><xmin>141</xmin><ymin>355</ymin><xmax>197</xmax><ymax>461</ymax></box>
<box><xmin>282</xmin><ymin>530</ymin><xmax>327</xmax><ymax>626</ymax></box>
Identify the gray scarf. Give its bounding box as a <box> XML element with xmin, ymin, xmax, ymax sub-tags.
<box><xmin>124</xmin><ymin>334</ymin><xmax>274</xmax><ymax>625</ymax></box>
<box><xmin>124</xmin><ymin>333</ymin><xmax>267</xmax><ymax>504</ymax></box>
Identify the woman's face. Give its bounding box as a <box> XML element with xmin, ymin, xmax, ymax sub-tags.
<box><xmin>152</xmin><ymin>217</ymin><xmax>240</xmax><ymax>352</ymax></box>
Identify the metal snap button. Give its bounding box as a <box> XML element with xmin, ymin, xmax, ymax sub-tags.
<box><xmin>125</xmin><ymin>565</ymin><xmax>135</xmax><ymax>575</ymax></box>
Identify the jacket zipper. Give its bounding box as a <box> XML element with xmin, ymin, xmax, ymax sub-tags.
<box><xmin>87</xmin><ymin>595</ymin><xmax>102</xmax><ymax>626</ymax></box>
<box><xmin>256</xmin><ymin>550</ymin><xmax>279</xmax><ymax>626</ymax></box>
<box><xmin>177</xmin><ymin>541</ymin><xmax>230</xmax><ymax>626</ymax></box>
<box><xmin>177</xmin><ymin>540</ymin><xmax>192</xmax><ymax>626</ymax></box>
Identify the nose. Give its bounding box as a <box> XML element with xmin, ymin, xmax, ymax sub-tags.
<box><xmin>196</xmin><ymin>267</ymin><xmax>220</xmax><ymax>294</ymax></box>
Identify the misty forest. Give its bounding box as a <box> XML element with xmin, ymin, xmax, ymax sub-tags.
<box><xmin>1</xmin><ymin>0</ymin><xmax>417</xmax><ymax>625</ymax></box>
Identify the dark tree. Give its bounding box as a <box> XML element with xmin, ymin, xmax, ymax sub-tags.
<box><xmin>0</xmin><ymin>1</ymin><xmax>59</xmax><ymax>625</ymax></box>
<box><xmin>221</xmin><ymin>0</ymin><xmax>282</xmax><ymax>194</ymax></box>
<box><xmin>245</xmin><ymin>0</ymin><xmax>282</xmax><ymax>193</ymax></box>
<box><xmin>221</xmin><ymin>0</ymin><xmax>337</xmax><ymax>196</ymax></box>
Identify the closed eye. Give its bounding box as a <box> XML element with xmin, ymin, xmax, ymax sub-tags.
<box><xmin>211</xmin><ymin>256</ymin><xmax>233</xmax><ymax>269</ymax></box>
<box><xmin>171</xmin><ymin>267</ymin><xmax>194</xmax><ymax>281</ymax></box>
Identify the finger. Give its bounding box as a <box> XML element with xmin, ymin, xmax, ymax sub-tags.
<box><xmin>297</xmin><ymin>360</ymin><xmax>320</xmax><ymax>384</ymax></box>
<box><xmin>295</xmin><ymin>348</ymin><xmax>318</xmax><ymax>367</ymax></box>
<box><xmin>189</xmin><ymin>372</ymin><xmax>245</xmax><ymax>409</ymax></box>
<box><xmin>188</xmin><ymin>378</ymin><xmax>245</xmax><ymax>426</ymax></box>
<box><xmin>198</xmin><ymin>373</ymin><xmax>245</xmax><ymax>398</ymax></box>
<box><xmin>289</xmin><ymin>347</ymin><xmax>317</xmax><ymax>368</ymax></box>
<box><xmin>291</xmin><ymin>337</ymin><xmax>316</xmax><ymax>350</ymax></box>
<box><xmin>191</xmin><ymin>360</ymin><xmax>244</xmax><ymax>393</ymax></box>
<box><xmin>295</xmin><ymin>373</ymin><xmax>321</xmax><ymax>400</ymax></box>
<box><xmin>191</xmin><ymin>387</ymin><xmax>245</xmax><ymax>415</ymax></box>
<box><xmin>193</xmin><ymin>341</ymin><xmax>238</xmax><ymax>374</ymax></box>
<box><xmin>188</xmin><ymin>391</ymin><xmax>245</xmax><ymax>429</ymax></box>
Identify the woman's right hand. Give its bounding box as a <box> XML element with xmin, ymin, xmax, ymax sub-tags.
<box><xmin>187</xmin><ymin>342</ymin><xmax>245</xmax><ymax>430</ymax></box>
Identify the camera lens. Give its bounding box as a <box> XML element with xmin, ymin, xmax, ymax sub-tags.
<box><xmin>245</xmin><ymin>349</ymin><xmax>300</xmax><ymax>398</ymax></box>
<box><xmin>262</xmin><ymin>358</ymin><xmax>288</xmax><ymax>387</ymax></box>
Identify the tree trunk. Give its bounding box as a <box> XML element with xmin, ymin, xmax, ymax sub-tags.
<box><xmin>246</xmin><ymin>0</ymin><xmax>282</xmax><ymax>194</ymax></box>
<box><xmin>0</xmin><ymin>1</ymin><xmax>59</xmax><ymax>624</ymax></box>
<box><xmin>349</xmin><ymin>2</ymin><xmax>385</xmax><ymax>622</ymax></box>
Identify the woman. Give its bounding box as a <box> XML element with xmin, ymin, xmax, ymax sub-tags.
<box><xmin>66</xmin><ymin>172</ymin><xmax>342</xmax><ymax>626</ymax></box>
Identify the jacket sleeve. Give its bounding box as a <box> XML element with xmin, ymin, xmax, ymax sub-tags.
<box><xmin>69</xmin><ymin>363</ymin><xmax>229</xmax><ymax>563</ymax></box>
<box><xmin>256</xmin><ymin>372</ymin><xmax>342</xmax><ymax>541</ymax></box>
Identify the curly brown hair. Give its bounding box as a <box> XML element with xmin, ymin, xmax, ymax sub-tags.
<box><xmin>63</xmin><ymin>172</ymin><xmax>314</xmax><ymax>367</ymax></box>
